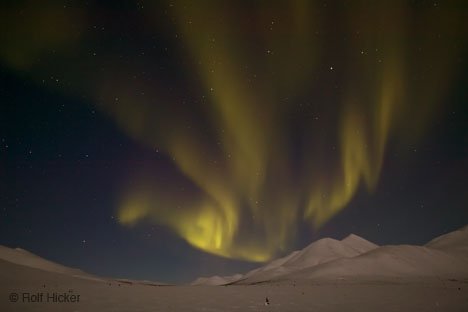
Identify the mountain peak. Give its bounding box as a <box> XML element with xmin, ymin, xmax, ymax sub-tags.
<box><xmin>341</xmin><ymin>233</ymin><xmax>378</xmax><ymax>254</ymax></box>
<box><xmin>342</xmin><ymin>233</ymin><xmax>362</xmax><ymax>241</ymax></box>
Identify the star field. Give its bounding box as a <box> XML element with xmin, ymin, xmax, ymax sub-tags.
<box><xmin>0</xmin><ymin>0</ymin><xmax>467</xmax><ymax>283</ymax></box>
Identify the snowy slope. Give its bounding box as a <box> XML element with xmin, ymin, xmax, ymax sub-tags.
<box><xmin>0</xmin><ymin>245</ymin><xmax>87</xmax><ymax>277</ymax></box>
<box><xmin>230</xmin><ymin>226</ymin><xmax>468</xmax><ymax>285</ymax></box>
<box><xmin>283</xmin><ymin>244</ymin><xmax>468</xmax><ymax>281</ymax></box>
<box><xmin>191</xmin><ymin>274</ymin><xmax>243</xmax><ymax>286</ymax></box>
<box><xmin>0</xmin><ymin>245</ymin><xmax>169</xmax><ymax>285</ymax></box>
<box><xmin>341</xmin><ymin>233</ymin><xmax>379</xmax><ymax>253</ymax></box>
<box><xmin>426</xmin><ymin>225</ymin><xmax>468</xmax><ymax>256</ymax></box>
<box><xmin>235</xmin><ymin>235</ymin><xmax>378</xmax><ymax>284</ymax></box>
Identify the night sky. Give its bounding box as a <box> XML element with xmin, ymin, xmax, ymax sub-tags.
<box><xmin>1</xmin><ymin>0</ymin><xmax>467</xmax><ymax>284</ymax></box>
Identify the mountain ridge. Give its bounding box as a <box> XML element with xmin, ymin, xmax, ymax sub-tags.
<box><xmin>192</xmin><ymin>225</ymin><xmax>468</xmax><ymax>285</ymax></box>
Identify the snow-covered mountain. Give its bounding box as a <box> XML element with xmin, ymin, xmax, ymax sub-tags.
<box><xmin>191</xmin><ymin>274</ymin><xmax>243</xmax><ymax>286</ymax></box>
<box><xmin>425</xmin><ymin>225</ymin><xmax>468</xmax><ymax>256</ymax></box>
<box><xmin>0</xmin><ymin>245</ymin><xmax>166</xmax><ymax>285</ymax></box>
<box><xmin>232</xmin><ymin>234</ymin><xmax>378</xmax><ymax>284</ymax></box>
<box><xmin>283</xmin><ymin>244</ymin><xmax>468</xmax><ymax>282</ymax></box>
<box><xmin>192</xmin><ymin>225</ymin><xmax>468</xmax><ymax>285</ymax></box>
<box><xmin>0</xmin><ymin>245</ymin><xmax>90</xmax><ymax>278</ymax></box>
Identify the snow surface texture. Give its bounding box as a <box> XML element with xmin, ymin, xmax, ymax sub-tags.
<box><xmin>1</xmin><ymin>226</ymin><xmax>468</xmax><ymax>311</ymax></box>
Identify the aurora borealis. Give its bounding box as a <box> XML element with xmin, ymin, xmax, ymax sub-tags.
<box><xmin>99</xmin><ymin>1</ymin><xmax>465</xmax><ymax>261</ymax></box>
<box><xmin>1</xmin><ymin>0</ymin><xmax>467</xmax><ymax>282</ymax></box>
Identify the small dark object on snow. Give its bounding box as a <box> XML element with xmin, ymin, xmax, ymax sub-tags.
<box><xmin>265</xmin><ymin>297</ymin><xmax>270</xmax><ymax>306</ymax></box>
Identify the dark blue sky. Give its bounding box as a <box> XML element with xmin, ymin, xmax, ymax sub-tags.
<box><xmin>1</xmin><ymin>1</ymin><xmax>467</xmax><ymax>284</ymax></box>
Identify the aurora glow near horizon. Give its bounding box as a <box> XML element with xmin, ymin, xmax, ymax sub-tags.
<box><xmin>1</xmin><ymin>1</ymin><xmax>466</xmax><ymax>262</ymax></box>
